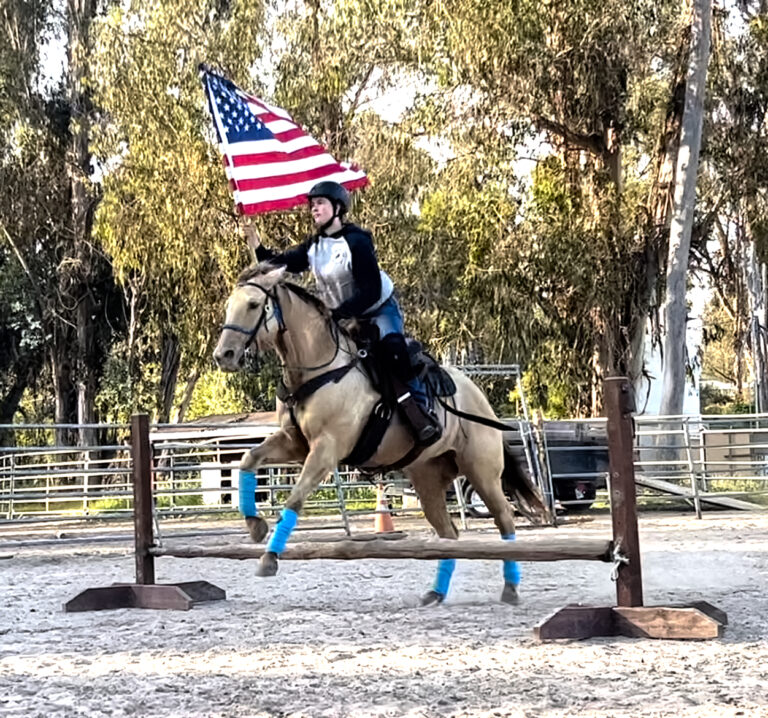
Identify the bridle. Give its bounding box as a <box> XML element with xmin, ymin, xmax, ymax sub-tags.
<box><xmin>220</xmin><ymin>281</ymin><xmax>284</xmax><ymax>352</ymax></box>
<box><xmin>220</xmin><ymin>280</ymin><xmax>352</xmax><ymax>372</ymax></box>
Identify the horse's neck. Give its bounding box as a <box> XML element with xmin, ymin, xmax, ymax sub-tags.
<box><xmin>276</xmin><ymin>287</ymin><xmax>354</xmax><ymax>389</ymax></box>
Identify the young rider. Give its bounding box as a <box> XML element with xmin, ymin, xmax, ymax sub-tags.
<box><xmin>243</xmin><ymin>180</ymin><xmax>441</xmax><ymax>446</ymax></box>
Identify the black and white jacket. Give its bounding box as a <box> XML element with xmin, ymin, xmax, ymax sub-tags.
<box><xmin>255</xmin><ymin>223</ymin><xmax>394</xmax><ymax>318</ymax></box>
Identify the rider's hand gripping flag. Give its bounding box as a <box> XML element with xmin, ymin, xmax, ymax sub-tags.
<box><xmin>200</xmin><ymin>65</ymin><xmax>368</xmax><ymax>215</ymax></box>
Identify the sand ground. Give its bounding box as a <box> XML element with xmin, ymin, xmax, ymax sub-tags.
<box><xmin>1</xmin><ymin>511</ymin><xmax>767</xmax><ymax>718</ymax></box>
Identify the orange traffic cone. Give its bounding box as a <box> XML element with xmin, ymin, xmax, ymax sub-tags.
<box><xmin>374</xmin><ymin>483</ymin><xmax>395</xmax><ymax>533</ymax></box>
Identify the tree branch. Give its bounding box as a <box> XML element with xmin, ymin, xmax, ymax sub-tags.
<box><xmin>0</xmin><ymin>223</ymin><xmax>46</xmax><ymax>321</ymax></box>
<box><xmin>534</xmin><ymin>116</ymin><xmax>605</xmax><ymax>155</ymax></box>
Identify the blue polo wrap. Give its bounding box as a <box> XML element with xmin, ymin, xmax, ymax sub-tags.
<box><xmin>238</xmin><ymin>469</ymin><xmax>258</xmax><ymax>517</ymax></box>
<box><xmin>433</xmin><ymin>558</ymin><xmax>456</xmax><ymax>598</ymax></box>
<box><xmin>502</xmin><ymin>533</ymin><xmax>521</xmax><ymax>585</ymax></box>
<box><xmin>266</xmin><ymin>508</ymin><xmax>298</xmax><ymax>555</ymax></box>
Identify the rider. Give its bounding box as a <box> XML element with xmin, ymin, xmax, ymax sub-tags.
<box><xmin>243</xmin><ymin>180</ymin><xmax>441</xmax><ymax>447</ymax></box>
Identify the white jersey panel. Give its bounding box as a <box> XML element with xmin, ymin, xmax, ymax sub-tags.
<box><xmin>307</xmin><ymin>235</ymin><xmax>393</xmax><ymax>312</ymax></box>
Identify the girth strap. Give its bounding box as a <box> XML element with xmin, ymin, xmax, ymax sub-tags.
<box><xmin>342</xmin><ymin>401</ymin><xmax>426</xmax><ymax>471</ymax></box>
<box><xmin>276</xmin><ymin>360</ymin><xmax>358</xmax><ymax>408</ymax></box>
<box><xmin>342</xmin><ymin>401</ymin><xmax>392</xmax><ymax>466</ymax></box>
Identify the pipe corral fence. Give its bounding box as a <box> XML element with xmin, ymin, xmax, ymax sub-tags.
<box><xmin>1</xmin><ymin>410</ymin><xmax>767</xmax><ymax>530</ymax></box>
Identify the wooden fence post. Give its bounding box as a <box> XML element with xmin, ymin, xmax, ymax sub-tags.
<box><xmin>603</xmin><ymin>377</ymin><xmax>643</xmax><ymax>607</ymax></box>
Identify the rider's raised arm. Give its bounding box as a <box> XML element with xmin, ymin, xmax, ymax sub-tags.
<box><xmin>333</xmin><ymin>227</ymin><xmax>382</xmax><ymax>318</ymax></box>
<box><xmin>255</xmin><ymin>238</ymin><xmax>312</xmax><ymax>274</ymax></box>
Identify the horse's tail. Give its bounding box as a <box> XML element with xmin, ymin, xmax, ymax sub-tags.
<box><xmin>502</xmin><ymin>445</ymin><xmax>550</xmax><ymax>524</ymax></box>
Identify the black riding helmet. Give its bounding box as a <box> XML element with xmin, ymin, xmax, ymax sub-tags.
<box><xmin>307</xmin><ymin>181</ymin><xmax>350</xmax><ymax>218</ymax></box>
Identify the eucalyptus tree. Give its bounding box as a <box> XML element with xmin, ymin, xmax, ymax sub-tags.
<box><xmin>90</xmin><ymin>0</ymin><xmax>267</xmax><ymax>421</ymax></box>
<box><xmin>1</xmin><ymin>0</ymin><xmax>123</xmax><ymax>440</ymax></box>
<box><xmin>417</xmin><ymin>0</ymin><xmax>758</xmax><ymax>417</ymax></box>
<box><xmin>0</xmin><ymin>0</ymin><xmax>52</xmax><ymax>428</ymax></box>
<box><xmin>660</xmin><ymin>0</ymin><xmax>712</xmax><ymax>416</ymax></box>
<box><xmin>696</xmin><ymin>2</ymin><xmax>768</xmax><ymax>410</ymax></box>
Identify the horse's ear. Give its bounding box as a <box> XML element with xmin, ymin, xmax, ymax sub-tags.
<box><xmin>258</xmin><ymin>263</ymin><xmax>287</xmax><ymax>287</ymax></box>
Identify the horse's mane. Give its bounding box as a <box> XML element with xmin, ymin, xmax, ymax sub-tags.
<box><xmin>237</xmin><ymin>263</ymin><xmax>329</xmax><ymax>315</ymax></box>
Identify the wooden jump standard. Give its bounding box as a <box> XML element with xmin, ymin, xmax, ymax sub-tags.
<box><xmin>533</xmin><ymin>378</ymin><xmax>726</xmax><ymax>640</ymax></box>
<box><xmin>64</xmin><ymin>378</ymin><xmax>727</xmax><ymax>640</ymax></box>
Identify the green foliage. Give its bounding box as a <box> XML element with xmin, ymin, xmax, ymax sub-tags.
<box><xmin>2</xmin><ymin>0</ymin><xmax>765</xmax><ymax>427</ymax></box>
<box><xmin>184</xmin><ymin>357</ymin><xmax>282</xmax><ymax>420</ymax></box>
<box><xmin>155</xmin><ymin>493</ymin><xmax>203</xmax><ymax>509</ymax></box>
<box><xmin>90</xmin><ymin>0</ymin><xmax>268</xmax><ymax>421</ymax></box>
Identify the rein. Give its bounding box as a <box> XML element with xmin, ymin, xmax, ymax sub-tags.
<box><xmin>436</xmin><ymin>397</ymin><xmax>513</xmax><ymax>432</ymax></box>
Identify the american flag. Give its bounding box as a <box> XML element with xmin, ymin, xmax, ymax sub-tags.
<box><xmin>200</xmin><ymin>67</ymin><xmax>368</xmax><ymax>215</ymax></box>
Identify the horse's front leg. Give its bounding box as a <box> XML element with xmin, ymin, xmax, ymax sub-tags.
<box><xmin>239</xmin><ymin>427</ymin><xmax>308</xmax><ymax>544</ymax></box>
<box><xmin>257</xmin><ymin>436</ymin><xmax>338</xmax><ymax>577</ymax></box>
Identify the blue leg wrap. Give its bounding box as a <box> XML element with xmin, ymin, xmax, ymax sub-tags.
<box><xmin>433</xmin><ymin>558</ymin><xmax>456</xmax><ymax>597</ymax></box>
<box><xmin>502</xmin><ymin>533</ymin><xmax>521</xmax><ymax>585</ymax></box>
<box><xmin>238</xmin><ymin>470</ymin><xmax>258</xmax><ymax>517</ymax></box>
<box><xmin>266</xmin><ymin>508</ymin><xmax>298</xmax><ymax>555</ymax></box>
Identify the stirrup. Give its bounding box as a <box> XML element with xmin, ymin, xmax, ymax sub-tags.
<box><xmin>398</xmin><ymin>393</ymin><xmax>442</xmax><ymax>446</ymax></box>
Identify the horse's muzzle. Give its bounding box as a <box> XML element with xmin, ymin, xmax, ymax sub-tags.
<box><xmin>213</xmin><ymin>346</ymin><xmax>243</xmax><ymax>372</ymax></box>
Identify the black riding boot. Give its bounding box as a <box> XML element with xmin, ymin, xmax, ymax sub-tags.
<box><xmin>379</xmin><ymin>334</ymin><xmax>442</xmax><ymax>447</ymax></box>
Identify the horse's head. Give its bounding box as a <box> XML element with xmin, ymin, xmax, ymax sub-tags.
<box><xmin>213</xmin><ymin>264</ymin><xmax>287</xmax><ymax>371</ymax></box>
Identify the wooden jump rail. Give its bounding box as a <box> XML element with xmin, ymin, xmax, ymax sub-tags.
<box><xmin>64</xmin><ymin>378</ymin><xmax>727</xmax><ymax>640</ymax></box>
<box><xmin>151</xmin><ymin>537</ymin><xmax>615</xmax><ymax>563</ymax></box>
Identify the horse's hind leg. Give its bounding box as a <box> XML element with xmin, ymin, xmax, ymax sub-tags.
<box><xmin>456</xmin><ymin>444</ymin><xmax>521</xmax><ymax>605</ymax></box>
<box><xmin>406</xmin><ymin>454</ymin><xmax>460</xmax><ymax>606</ymax></box>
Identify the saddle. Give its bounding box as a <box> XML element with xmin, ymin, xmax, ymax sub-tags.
<box><xmin>406</xmin><ymin>339</ymin><xmax>457</xmax><ymax>399</ymax></box>
<box><xmin>342</xmin><ymin>336</ymin><xmax>456</xmax><ymax>468</ymax></box>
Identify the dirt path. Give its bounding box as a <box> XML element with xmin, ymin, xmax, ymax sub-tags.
<box><xmin>1</xmin><ymin>511</ymin><xmax>767</xmax><ymax>717</ymax></box>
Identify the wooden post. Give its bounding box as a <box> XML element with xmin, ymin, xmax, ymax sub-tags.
<box><xmin>534</xmin><ymin>376</ymin><xmax>726</xmax><ymax>640</ymax></box>
<box><xmin>132</xmin><ymin>413</ymin><xmax>155</xmax><ymax>585</ymax></box>
<box><xmin>604</xmin><ymin>377</ymin><xmax>643</xmax><ymax>607</ymax></box>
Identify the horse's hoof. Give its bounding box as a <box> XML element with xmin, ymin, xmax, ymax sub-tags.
<box><xmin>420</xmin><ymin>590</ymin><xmax>445</xmax><ymax>606</ymax></box>
<box><xmin>256</xmin><ymin>551</ymin><xmax>279</xmax><ymax>577</ymax></box>
<box><xmin>501</xmin><ymin>583</ymin><xmax>519</xmax><ymax>605</ymax></box>
<box><xmin>245</xmin><ymin>516</ymin><xmax>269</xmax><ymax>543</ymax></box>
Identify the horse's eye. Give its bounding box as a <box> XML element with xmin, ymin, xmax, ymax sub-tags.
<box><xmin>248</xmin><ymin>301</ymin><xmax>259</xmax><ymax>310</ymax></box>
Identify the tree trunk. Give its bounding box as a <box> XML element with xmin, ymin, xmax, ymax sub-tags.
<box><xmin>631</xmin><ymin>24</ymin><xmax>690</xmax><ymax>411</ymax></box>
<box><xmin>0</xmin><ymin>354</ymin><xmax>44</xmax><ymax>445</ymax></box>
<box><xmin>50</xmin><ymin>334</ymin><xmax>78</xmax><ymax>445</ymax></box>
<box><xmin>67</xmin><ymin>0</ymin><xmax>98</xmax><ymax>446</ymax></box>
<box><xmin>175</xmin><ymin>368</ymin><xmax>202</xmax><ymax>423</ymax></box>
<box><xmin>759</xmin><ymin>261</ymin><xmax>768</xmax><ymax>412</ymax></box>
<box><xmin>659</xmin><ymin>0</ymin><xmax>712</xmax><ymax>417</ymax></box>
<box><xmin>158</xmin><ymin>332</ymin><xmax>181</xmax><ymax>423</ymax></box>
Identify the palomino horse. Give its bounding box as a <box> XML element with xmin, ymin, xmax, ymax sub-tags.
<box><xmin>213</xmin><ymin>263</ymin><xmax>547</xmax><ymax>604</ymax></box>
